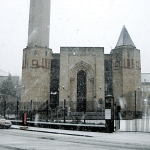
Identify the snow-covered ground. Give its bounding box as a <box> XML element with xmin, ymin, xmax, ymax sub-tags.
<box><xmin>6</xmin><ymin>124</ymin><xmax>150</xmax><ymax>150</ymax></box>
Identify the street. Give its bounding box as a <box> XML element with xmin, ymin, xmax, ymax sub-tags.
<box><xmin>0</xmin><ymin>127</ymin><xmax>150</xmax><ymax>150</ymax></box>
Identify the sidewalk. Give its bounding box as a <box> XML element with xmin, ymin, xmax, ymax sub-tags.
<box><xmin>11</xmin><ymin>124</ymin><xmax>150</xmax><ymax>146</ymax></box>
<box><xmin>11</xmin><ymin>125</ymin><xmax>95</xmax><ymax>137</ymax></box>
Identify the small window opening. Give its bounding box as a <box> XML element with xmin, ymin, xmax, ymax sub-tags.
<box><xmin>34</xmin><ymin>50</ymin><xmax>37</xmax><ymax>55</ymax></box>
<box><xmin>45</xmin><ymin>51</ymin><xmax>47</xmax><ymax>56</ymax></box>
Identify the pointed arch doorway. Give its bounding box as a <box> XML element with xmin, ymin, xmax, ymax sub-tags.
<box><xmin>77</xmin><ymin>70</ymin><xmax>86</xmax><ymax>112</ymax></box>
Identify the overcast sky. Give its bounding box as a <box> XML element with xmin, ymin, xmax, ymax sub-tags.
<box><xmin>0</xmin><ymin>0</ymin><xmax>150</xmax><ymax>76</ymax></box>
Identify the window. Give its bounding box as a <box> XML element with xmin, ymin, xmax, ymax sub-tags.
<box><xmin>45</xmin><ymin>51</ymin><xmax>47</xmax><ymax>56</ymax></box>
<box><xmin>105</xmin><ymin>83</ymin><xmax>108</xmax><ymax>92</ymax></box>
<box><xmin>22</xmin><ymin>59</ymin><xmax>28</xmax><ymax>68</ymax></box>
<box><xmin>34</xmin><ymin>50</ymin><xmax>37</xmax><ymax>55</ymax></box>
<box><xmin>25</xmin><ymin>52</ymin><xmax>27</xmax><ymax>58</ymax></box>
<box><xmin>32</xmin><ymin>60</ymin><xmax>38</xmax><ymax>67</ymax></box>
<box><xmin>99</xmin><ymin>98</ymin><xmax>103</xmax><ymax>104</ymax></box>
<box><xmin>131</xmin><ymin>59</ymin><xmax>134</xmax><ymax>68</ymax></box>
<box><xmin>127</xmin><ymin>51</ymin><xmax>130</xmax><ymax>57</ymax></box>
<box><xmin>127</xmin><ymin>59</ymin><xmax>130</xmax><ymax>68</ymax></box>
<box><xmin>115</xmin><ymin>61</ymin><xmax>120</xmax><ymax>67</ymax></box>
<box><xmin>136</xmin><ymin>61</ymin><xmax>139</xmax><ymax>68</ymax></box>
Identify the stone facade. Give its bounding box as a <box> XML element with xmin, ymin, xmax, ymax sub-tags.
<box><xmin>21</xmin><ymin>41</ymin><xmax>141</xmax><ymax>114</ymax></box>
<box><xmin>21</xmin><ymin>46</ymin><xmax>52</xmax><ymax>104</ymax></box>
<box><xmin>21</xmin><ymin>0</ymin><xmax>142</xmax><ymax>116</ymax></box>
<box><xmin>111</xmin><ymin>46</ymin><xmax>141</xmax><ymax>117</ymax></box>
<box><xmin>59</xmin><ymin>47</ymin><xmax>105</xmax><ymax>112</ymax></box>
<box><xmin>21</xmin><ymin>0</ymin><xmax>51</xmax><ymax>106</ymax></box>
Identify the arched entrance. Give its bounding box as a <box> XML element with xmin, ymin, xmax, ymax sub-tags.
<box><xmin>77</xmin><ymin>70</ymin><xmax>86</xmax><ymax>112</ymax></box>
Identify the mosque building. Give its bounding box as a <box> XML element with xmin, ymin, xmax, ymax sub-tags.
<box><xmin>21</xmin><ymin>0</ymin><xmax>141</xmax><ymax>117</ymax></box>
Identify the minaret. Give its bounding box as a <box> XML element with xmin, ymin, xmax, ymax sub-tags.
<box><xmin>111</xmin><ymin>26</ymin><xmax>141</xmax><ymax>119</ymax></box>
<box><xmin>28</xmin><ymin>0</ymin><xmax>50</xmax><ymax>47</ymax></box>
<box><xmin>21</xmin><ymin>0</ymin><xmax>52</xmax><ymax>104</ymax></box>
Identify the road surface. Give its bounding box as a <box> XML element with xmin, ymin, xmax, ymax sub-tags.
<box><xmin>0</xmin><ymin>128</ymin><xmax>149</xmax><ymax>150</ymax></box>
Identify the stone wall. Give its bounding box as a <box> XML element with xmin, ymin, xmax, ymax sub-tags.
<box><xmin>21</xmin><ymin>46</ymin><xmax>52</xmax><ymax>103</ymax></box>
<box><xmin>111</xmin><ymin>46</ymin><xmax>141</xmax><ymax>113</ymax></box>
<box><xmin>59</xmin><ymin>47</ymin><xmax>105</xmax><ymax>112</ymax></box>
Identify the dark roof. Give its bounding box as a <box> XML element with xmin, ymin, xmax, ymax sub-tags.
<box><xmin>116</xmin><ymin>26</ymin><xmax>135</xmax><ymax>48</ymax></box>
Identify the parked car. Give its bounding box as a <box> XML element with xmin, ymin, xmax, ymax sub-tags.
<box><xmin>0</xmin><ymin>115</ymin><xmax>12</xmax><ymax>129</ymax></box>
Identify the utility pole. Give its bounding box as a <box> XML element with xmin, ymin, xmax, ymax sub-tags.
<box><xmin>64</xmin><ymin>99</ymin><xmax>66</xmax><ymax>123</ymax></box>
<box><xmin>31</xmin><ymin>100</ymin><xmax>33</xmax><ymax>121</ymax></box>
<box><xmin>46</xmin><ymin>100</ymin><xmax>48</xmax><ymax>122</ymax></box>
<box><xmin>135</xmin><ymin>90</ymin><xmax>136</xmax><ymax>132</ymax></box>
<box><xmin>17</xmin><ymin>100</ymin><xmax>19</xmax><ymax>119</ymax></box>
<box><xmin>3</xmin><ymin>95</ymin><xmax>6</xmax><ymax>118</ymax></box>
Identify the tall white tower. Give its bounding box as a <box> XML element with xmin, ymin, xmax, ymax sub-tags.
<box><xmin>21</xmin><ymin>0</ymin><xmax>52</xmax><ymax>104</ymax></box>
<box><xmin>28</xmin><ymin>0</ymin><xmax>50</xmax><ymax>47</ymax></box>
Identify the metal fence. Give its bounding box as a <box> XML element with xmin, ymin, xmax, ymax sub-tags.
<box><xmin>0</xmin><ymin>100</ymin><xmax>105</xmax><ymax>125</ymax></box>
<box><xmin>1</xmin><ymin>97</ymin><xmax>150</xmax><ymax>132</ymax></box>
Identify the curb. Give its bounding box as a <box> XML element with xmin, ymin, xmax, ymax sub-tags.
<box><xmin>11</xmin><ymin>126</ymin><xmax>93</xmax><ymax>137</ymax></box>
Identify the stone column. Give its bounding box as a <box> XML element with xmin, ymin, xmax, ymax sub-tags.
<box><xmin>28</xmin><ymin>0</ymin><xmax>50</xmax><ymax>47</ymax></box>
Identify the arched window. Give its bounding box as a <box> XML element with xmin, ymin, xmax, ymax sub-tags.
<box><xmin>77</xmin><ymin>70</ymin><xmax>86</xmax><ymax>112</ymax></box>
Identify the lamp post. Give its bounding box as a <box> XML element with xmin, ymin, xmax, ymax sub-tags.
<box><xmin>4</xmin><ymin>98</ymin><xmax>6</xmax><ymax>118</ymax></box>
<box><xmin>46</xmin><ymin>100</ymin><xmax>48</xmax><ymax>122</ymax></box>
<box><xmin>135</xmin><ymin>87</ymin><xmax>141</xmax><ymax>132</ymax></box>
<box><xmin>64</xmin><ymin>99</ymin><xmax>66</xmax><ymax>123</ymax></box>
<box><xmin>31</xmin><ymin>100</ymin><xmax>33</xmax><ymax>121</ymax></box>
<box><xmin>135</xmin><ymin>90</ymin><xmax>136</xmax><ymax>132</ymax></box>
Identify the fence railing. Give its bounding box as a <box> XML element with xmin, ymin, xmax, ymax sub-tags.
<box><xmin>0</xmin><ymin>100</ymin><xmax>106</xmax><ymax>125</ymax></box>
<box><xmin>1</xmin><ymin>97</ymin><xmax>150</xmax><ymax>131</ymax></box>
